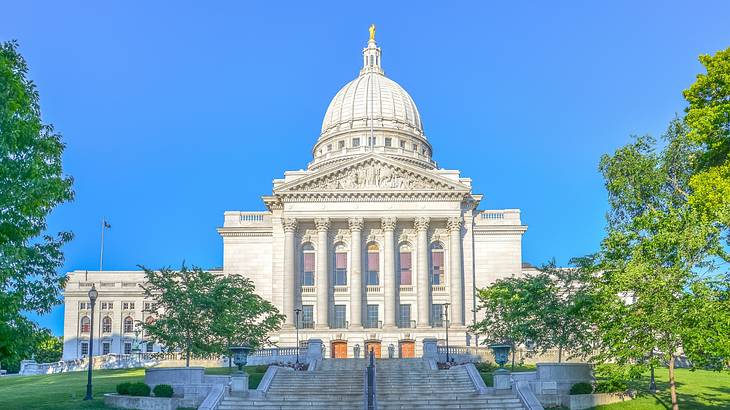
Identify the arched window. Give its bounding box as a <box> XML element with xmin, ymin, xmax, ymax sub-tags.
<box><xmin>334</xmin><ymin>243</ymin><xmax>348</xmax><ymax>286</ymax></box>
<box><xmin>431</xmin><ymin>242</ymin><xmax>445</xmax><ymax>285</ymax></box>
<box><xmin>399</xmin><ymin>244</ymin><xmax>412</xmax><ymax>286</ymax></box>
<box><xmin>80</xmin><ymin>316</ymin><xmax>91</xmax><ymax>333</ymax></box>
<box><xmin>301</xmin><ymin>243</ymin><xmax>315</xmax><ymax>286</ymax></box>
<box><xmin>144</xmin><ymin>316</ymin><xmax>155</xmax><ymax>338</ymax></box>
<box><xmin>123</xmin><ymin>316</ymin><xmax>134</xmax><ymax>333</ymax></box>
<box><xmin>102</xmin><ymin>316</ymin><xmax>112</xmax><ymax>333</ymax></box>
<box><xmin>367</xmin><ymin>243</ymin><xmax>380</xmax><ymax>285</ymax></box>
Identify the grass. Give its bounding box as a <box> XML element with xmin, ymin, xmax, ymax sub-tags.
<box><xmin>205</xmin><ymin>365</ymin><xmax>268</xmax><ymax>389</ymax></box>
<box><xmin>479</xmin><ymin>364</ymin><xmax>536</xmax><ymax>387</ymax></box>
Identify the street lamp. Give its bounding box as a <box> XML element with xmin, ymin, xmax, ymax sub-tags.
<box><xmin>443</xmin><ymin>303</ymin><xmax>451</xmax><ymax>363</ymax></box>
<box><xmin>84</xmin><ymin>284</ymin><xmax>98</xmax><ymax>401</ymax></box>
<box><xmin>294</xmin><ymin>308</ymin><xmax>302</xmax><ymax>364</ymax></box>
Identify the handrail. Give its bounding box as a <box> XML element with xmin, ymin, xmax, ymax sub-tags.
<box><xmin>514</xmin><ymin>380</ymin><xmax>544</xmax><ymax>410</ymax></box>
<box><xmin>365</xmin><ymin>349</ymin><xmax>377</xmax><ymax>410</ymax></box>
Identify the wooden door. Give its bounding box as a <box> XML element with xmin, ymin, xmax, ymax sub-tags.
<box><xmin>365</xmin><ymin>341</ymin><xmax>381</xmax><ymax>358</ymax></box>
<box><xmin>399</xmin><ymin>341</ymin><xmax>415</xmax><ymax>358</ymax></box>
<box><xmin>332</xmin><ymin>341</ymin><xmax>347</xmax><ymax>358</ymax></box>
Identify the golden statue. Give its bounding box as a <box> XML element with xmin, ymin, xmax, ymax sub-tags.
<box><xmin>369</xmin><ymin>24</ymin><xmax>376</xmax><ymax>41</ymax></box>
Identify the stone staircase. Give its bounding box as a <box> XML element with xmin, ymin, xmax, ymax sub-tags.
<box><xmin>217</xmin><ymin>359</ymin><xmax>365</xmax><ymax>409</ymax></box>
<box><xmin>376</xmin><ymin>359</ymin><xmax>525</xmax><ymax>410</ymax></box>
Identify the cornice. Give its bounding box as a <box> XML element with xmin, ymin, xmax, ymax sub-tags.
<box><xmin>473</xmin><ymin>225</ymin><xmax>528</xmax><ymax>235</ymax></box>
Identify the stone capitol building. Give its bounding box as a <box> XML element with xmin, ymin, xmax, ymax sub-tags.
<box><xmin>62</xmin><ymin>30</ymin><xmax>529</xmax><ymax>360</ymax></box>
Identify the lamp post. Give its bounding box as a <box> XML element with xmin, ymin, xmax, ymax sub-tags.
<box><xmin>294</xmin><ymin>308</ymin><xmax>302</xmax><ymax>364</ymax></box>
<box><xmin>84</xmin><ymin>284</ymin><xmax>98</xmax><ymax>401</ymax></box>
<box><xmin>649</xmin><ymin>364</ymin><xmax>657</xmax><ymax>393</ymax></box>
<box><xmin>443</xmin><ymin>303</ymin><xmax>451</xmax><ymax>363</ymax></box>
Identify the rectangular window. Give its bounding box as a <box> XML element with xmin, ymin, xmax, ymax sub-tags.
<box><xmin>352</xmin><ymin>138</ymin><xmax>360</xmax><ymax>147</ymax></box>
<box><xmin>412</xmin><ymin>143</ymin><xmax>418</xmax><ymax>152</ymax></box>
<box><xmin>431</xmin><ymin>304</ymin><xmax>444</xmax><ymax>327</ymax></box>
<box><xmin>338</xmin><ymin>140</ymin><xmax>345</xmax><ymax>150</ymax></box>
<box><xmin>122</xmin><ymin>302</ymin><xmax>135</xmax><ymax>310</ymax></box>
<box><xmin>432</xmin><ymin>252</ymin><xmax>445</xmax><ymax>285</ymax></box>
<box><xmin>400</xmin><ymin>140</ymin><xmax>406</xmax><ymax>149</ymax></box>
<box><xmin>334</xmin><ymin>252</ymin><xmax>347</xmax><ymax>286</ymax></box>
<box><xmin>385</xmin><ymin>137</ymin><xmax>392</xmax><ymax>147</ymax></box>
<box><xmin>301</xmin><ymin>305</ymin><xmax>314</xmax><ymax>328</ymax></box>
<box><xmin>79</xmin><ymin>302</ymin><xmax>89</xmax><ymax>310</ymax></box>
<box><xmin>327</xmin><ymin>144</ymin><xmax>332</xmax><ymax>152</ymax></box>
<box><xmin>102</xmin><ymin>342</ymin><xmax>110</xmax><ymax>355</ymax></box>
<box><xmin>368</xmin><ymin>136</ymin><xmax>376</xmax><ymax>146</ymax></box>
<box><xmin>333</xmin><ymin>305</ymin><xmax>347</xmax><ymax>328</ymax></box>
<box><xmin>399</xmin><ymin>252</ymin><xmax>412</xmax><ymax>285</ymax></box>
<box><xmin>302</xmin><ymin>253</ymin><xmax>315</xmax><ymax>286</ymax></box>
<box><xmin>100</xmin><ymin>302</ymin><xmax>112</xmax><ymax>310</ymax></box>
<box><xmin>367</xmin><ymin>252</ymin><xmax>379</xmax><ymax>285</ymax></box>
<box><xmin>366</xmin><ymin>305</ymin><xmax>379</xmax><ymax>328</ymax></box>
<box><xmin>81</xmin><ymin>342</ymin><xmax>89</xmax><ymax>356</ymax></box>
<box><xmin>124</xmin><ymin>342</ymin><xmax>132</xmax><ymax>355</ymax></box>
<box><xmin>398</xmin><ymin>304</ymin><xmax>411</xmax><ymax>328</ymax></box>
<box><xmin>146</xmin><ymin>343</ymin><xmax>153</xmax><ymax>353</ymax></box>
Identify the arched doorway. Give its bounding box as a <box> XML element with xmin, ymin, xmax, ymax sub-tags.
<box><xmin>331</xmin><ymin>340</ymin><xmax>347</xmax><ymax>358</ymax></box>
<box><xmin>399</xmin><ymin>340</ymin><xmax>415</xmax><ymax>358</ymax></box>
<box><xmin>364</xmin><ymin>340</ymin><xmax>381</xmax><ymax>358</ymax></box>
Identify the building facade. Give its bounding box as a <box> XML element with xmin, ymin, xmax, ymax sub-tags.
<box><xmin>63</xmin><ymin>32</ymin><xmax>528</xmax><ymax>360</ymax></box>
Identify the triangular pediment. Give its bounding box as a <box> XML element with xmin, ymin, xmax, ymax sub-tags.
<box><xmin>274</xmin><ymin>154</ymin><xmax>470</xmax><ymax>195</ymax></box>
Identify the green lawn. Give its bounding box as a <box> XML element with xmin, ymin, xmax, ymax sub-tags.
<box><xmin>205</xmin><ymin>365</ymin><xmax>267</xmax><ymax>389</ymax></box>
<box><xmin>479</xmin><ymin>364</ymin><xmax>536</xmax><ymax>387</ymax></box>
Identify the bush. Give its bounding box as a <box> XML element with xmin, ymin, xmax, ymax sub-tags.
<box><xmin>569</xmin><ymin>382</ymin><xmax>593</xmax><ymax>395</ymax></box>
<box><xmin>153</xmin><ymin>384</ymin><xmax>174</xmax><ymax>397</ymax></box>
<box><xmin>116</xmin><ymin>382</ymin><xmax>132</xmax><ymax>395</ymax></box>
<box><xmin>127</xmin><ymin>382</ymin><xmax>151</xmax><ymax>397</ymax></box>
<box><xmin>594</xmin><ymin>379</ymin><xmax>628</xmax><ymax>393</ymax></box>
<box><xmin>254</xmin><ymin>364</ymin><xmax>269</xmax><ymax>373</ymax></box>
<box><xmin>475</xmin><ymin>361</ymin><xmax>497</xmax><ymax>372</ymax></box>
<box><xmin>593</xmin><ymin>364</ymin><xmax>637</xmax><ymax>393</ymax></box>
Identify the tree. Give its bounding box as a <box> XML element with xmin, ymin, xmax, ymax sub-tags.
<box><xmin>592</xmin><ymin>119</ymin><xmax>730</xmax><ymax>410</ymax></box>
<box><xmin>0</xmin><ymin>40</ymin><xmax>73</xmax><ymax>371</ymax></box>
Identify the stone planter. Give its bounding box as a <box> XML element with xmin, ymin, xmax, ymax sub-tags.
<box><xmin>104</xmin><ymin>393</ymin><xmax>184</xmax><ymax>410</ymax></box>
<box><xmin>145</xmin><ymin>366</ymin><xmax>204</xmax><ymax>389</ymax></box>
<box><xmin>566</xmin><ymin>392</ymin><xmax>634</xmax><ymax>410</ymax></box>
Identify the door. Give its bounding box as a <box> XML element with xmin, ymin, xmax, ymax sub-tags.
<box><xmin>365</xmin><ymin>341</ymin><xmax>381</xmax><ymax>358</ymax></box>
<box><xmin>331</xmin><ymin>341</ymin><xmax>347</xmax><ymax>358</ymax></box>
<box><xmin>399</xmin><ymin>340</ymin><xmax>415</xmax><ymax>358</ymax></box>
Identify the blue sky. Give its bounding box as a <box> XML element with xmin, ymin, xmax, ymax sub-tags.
<box><xmin>3</xmin><ymin>1</ymin><xmax>729</xmax><ymax>335</ymax></box>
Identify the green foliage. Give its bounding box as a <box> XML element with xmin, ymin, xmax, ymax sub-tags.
<box><xmin>593</xmin><ymin>364</ymin><xmax>639</xmax><ymax>394</ymax></box>
<box><xmin>254</xmin><ymin>364</ymin><xmax>269</xmax><ymax>373</ymax></box>
<box><xmin>152</xmin><ymin>384</ymin><xmax>173</xmax><ymax>397</ymax></box>
<box><xmin>474</xmin><ymin>361</ymin><xmax>497</xmax><ymax>372</ymax></box>
<box><xmin>0</xmin><ymin>322</ymin><xmax>61</xmax><ymax>373</ymax></box>
<box><xmin>116</xmin><ymin>382</ymin><xmax>132</xmax><ymax>395</ymax></box>
<box><xmin>127</xmin><ymin>382</ymin><xmax>150</xmax><ymax>397</ymax></box>
<box><xmin>570</xmin><ymin>382</ymin><xmax>593</xmax><ymax>395</ymax></box>
<box><xmin>0</xmin><ymin>40</ymin><xmax>73</xmax><ymax>374</ymax></box>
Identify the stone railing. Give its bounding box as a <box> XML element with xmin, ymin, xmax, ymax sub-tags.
<box><xmin>301</xmin><ymin>285</ymin><xmax>316</xmax><ymax>294</ymax></box>
<box><xmin>432</xmin><ymin>284</ymin><xmax>447</xmax><ymax>293</ymax></box>
<box><xmin>334</xmin><ymin>285</ymin><xmax>349</xmax><ymax>293</ymax></box>
<box><xmin>399</xmin><ymin>285</ymin><xmax>414</xmax><ymax>293</ymax></box>
<box><xmin>366</xmin><ymin>285</ymin><xmax>382</xmax><ymax>293</ymax></box>
<box><xmin>247</xmin><ymin>339</ymin><xmax>323</xmax><ymax>366</ymax></box>
<box><xmin>475</xmin><ymin>209</ymin><xmax>522</xmax><ymax>226</ymax></box>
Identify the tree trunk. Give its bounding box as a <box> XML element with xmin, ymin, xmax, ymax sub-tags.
<box><xmin>558</xmin><ymin>345</ymin><xmax>563</xmax><ymax>363</ymax></box>
<box><xmin>669</xmin><ymin>355</ymin><xmax>678</xmax><ymax>410</ymax></box>
<box><xmin>511</xmin><ymin>342</ymin><xmax>516</xmax><ymax>371</ymax></box>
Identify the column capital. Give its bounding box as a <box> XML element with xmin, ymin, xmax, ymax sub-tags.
<box><xmin>414</xmin><ymin>217</ymin><xmax>430</xmax><ymax>231</ymax></box>
<box><xmin>348</xmin><ymin>217</ymin><xmax>364</xmax><ymax>232</ymax></box>
<box><xmin>447</xmin><ymin>216</ymin><xmax>463</xmax><ymax>232</ymax></box>
<box><xmin>381</xmin><ymin>217</ymin><xmax>397</xmax><ymax>232</ymax></box>
<box><xmin>314</xmin><ymin>217</ymin><xmax>331</xmax><ymax>232</ymax></box>
<box><xmin>282</xmin><ymin>217</ymin><xmax>298</xmax><ymax>232</ymax></box>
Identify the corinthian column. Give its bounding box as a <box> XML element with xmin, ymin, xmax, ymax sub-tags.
<box><xmin>382</xmin><ymin>217</ymin><xmax>397</xmax><ymax>328</ymax></box>
<box><xmin>349</xmin><ymin>218</ymin><xmax>364</xmax><ymax>328</ymax></box>
<box><xmin>315</xmin><ymin>217</ymin><xmax>330</xmax><ymax>329</ymax></box>
<box><xmin>414</xmin><ymin>217</ymin><xmax>430</xmax><ymax>327</ymax></box>
<box><xmin>282</xmin><ymin>218</ymin><xmax>298</xmax><ymax>327</ymax></box>
<box><xmin>448</xmin><ymin>216</ymin><xmax>464</xmax><ymax>326</ymax></box>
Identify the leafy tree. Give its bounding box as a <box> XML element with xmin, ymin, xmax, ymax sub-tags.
<box><xmin>592</xmin><ymin>119</ymin><xmax>730</xmax><ymax>410</ymax></box>
<box><xmin>32</xmin><ymin>332</ymin><xmax>63</xmax><ymax>364</ymax></box>
<box><xmin>0</xmin><ymin>40</ymin><xmax>73</xmax><ymax>371</ymax></box>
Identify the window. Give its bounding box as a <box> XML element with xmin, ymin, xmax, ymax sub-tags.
<box><xmin>333</xmin><ymin>305</ymin><xmax>347</xmax><ymax>328</ymax></box>
<box><xmin>144</xmin><ymin>316</ymin><xmax>155</xmax><ymax>338</ymax></box>
<box><xmin>334</xmin><ymin>244</ymin><xmax>347</xmax><ymax>286</ymax></box>
<box><xmin>122</xmin><ymin>302</ymin><xmax>135</xmax><ymax>310</ymax></box>
<box><xmin>143</xmin><ymin>302</ymin><xmax>155</xmax><ymax>312</ymax></box>
<box><xmin>327</xmin><ymin>144</ymin><xmax>332</xmax><ymax>152</ymax></box>
<box><xmin>368</xmin><ymin>136</ymin><xmax>376</xmax><ymax>146</ymax></box>
<box><xmin>369</xmin><ymin>55</ymin><xmax>374</xmax><ymax>66</ymax></box>
<box><xmin>79</xmin><ymin>302</ymin><xmax>90</xmax><ymax>310</ymax></box>
<box><xmin>124</xmin><ymin>342</ymin><xmax>132</xmax><ymax>355</ymax></box>
<box><xmin>399</xmin><ymin>245</ymin><xmax>412</xmax><ymax>285</ymax></box>
<box><xmin>302</xmin><ymin>243</ymin><xmax>315</xmax><ymax>286</ymax></box>
<box><xmin>123</xmin><ymin>316</ymin><xmax>134</xmax><ymax>333</ymax></box>
<box><xmin>367</xmin><ymin>243</ymin><xmax>380</xmax><ymax>285</ymax></box>
<box><xmin>80</xmin><ymin>342</ymin><xmax>89</xmax><ymax>356</ymax></box>
<box><xmin>102</xmin><ymin>316</ymin><xmax>112</xmax><ymax>333</ymax></box>
<box><xmin>431</xmin><ymin>304</ymin><xmax>444</xmax><ymax>327</ymax></box>
<box><xmin>398</xmin><ymin>304</ymin><xmax>411</xmax><ymax>328</ymax></box>
<box><xmin>301</xmin><ymin>305</ymin><xmax>314</xmax><ymax>328</ymax></box>
<box><xmin>412</xmin><ymin>143</ymin><xmax>418</xmax><ymax>152</ymax></box>
<box><xmin>366</xmin><ymin>304</ymin><xmax>379</xmax><ymax>328</ymax></box>
<box><xmin>102</xmin><ymin>342</ymin><xmax>110</xmax><ymax>355</ymax></box>
<box><xmin>146</xmin><ymin>343</ymin><xmax>153</xmax><ymax>353</ymax></box>
<box><xmin>431</xmin><ymin>243</ymin><xmax>445</xmax><ymax>285</ymax></box>
<box><xmin>352</xmin><ymin>138</ymin><xmax>360</xmax><ymax>147</ymax></box>
<box><xmin>100</xmin><ymin>302</ymin><xmax>112</xmax><ymax>310</ymax></box>
<box><xmin>385</xmin><ymin>137</ymin><xmax>392</xmax><ymax>147</ymax></box>
<box><xmin>400</xmin><ymin>140</ymin><xmax>406</xmax><ymax>149</ymax></box>
<box><xmin>338</xmin><ymin>140</ymin><xmax>345</xmax><ymax>150</ymax></box>
<box><xmin>80</xmin><ymin>316</ymin><xmax>91</xmax><ymax>333</ymax></box>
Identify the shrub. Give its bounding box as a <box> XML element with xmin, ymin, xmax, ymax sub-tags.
<box><xmin>116</xmin><ymin>382</ymin><xmax>132</xmax><ymax>395</ymax></box>
<box><xmin>569</xmin><ymin>382</ymin><xmax>593</xmax><ymax>395</ymax></box>
<box><xmin>254</xmin><ymin>364</ymin><xmax>269</xmax><ymax>373</ymax></box>
<box><xmin>475</xmin><ymin>361</ymin><xmax>497</xmax><ymax>372</ymax></box>
<box><xmin>594</xmin><ymin>379</ymin><xmax>628</xmax><ymax>393</ymax></box>
<box><xmin>127</xmin><ymin>382</ymin><xmax>151</xmax><ymax>397</ymax></box>
<box><xmin>153</xmin><ymin>384</ymin><xmax>174</xmax><ymax>397</ymax></box>
<box><xmin>593</xmin><ymin>364</ymin><xmax>637</xmax><ymax>393</ymax></box>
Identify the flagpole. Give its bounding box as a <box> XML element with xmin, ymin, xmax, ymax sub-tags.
<box><xmin>99</xmin><ymin>218</ymin><xmax>105</xmax><ymax>271</ymax></box>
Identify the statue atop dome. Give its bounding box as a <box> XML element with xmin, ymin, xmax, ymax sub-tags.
<box><xmin>369</xmin><ymin>24</ymin><xmax>376</xmax><ymax>41</ymax></box>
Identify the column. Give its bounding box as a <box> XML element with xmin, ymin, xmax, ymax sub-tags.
<box><xmin>382</xmin><ymin>217</ymin><xmax>397</xmax><ymax>328</ymax></box>
<box><xmin>315</xmin><ymin>217</ymin><xmax>330</xmax><ymax>329</ymax></box>
<box><xmin>282</xmin><ymin>218</ymin><xmax>298</xmax><ymax>327</ymax></box>
<box><xmin>348</xmin><ymin>218</ymin><xmax>364</xmax><ymax>328</ymax></box>
<box><xmin>414</xmin><ymin>217</ymin><xmax>430</xmax><ymax>327</ymax></box>
<box><xmin>448</xmin><ymin>217</ymin><xmax>464</xmax><ymax>326</ymax></box>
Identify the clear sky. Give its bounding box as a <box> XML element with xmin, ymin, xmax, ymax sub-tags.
<box><xmin>3</xmin><ymin>1</ymin><xmax>729</xmax><ymax>335</ymax></box>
